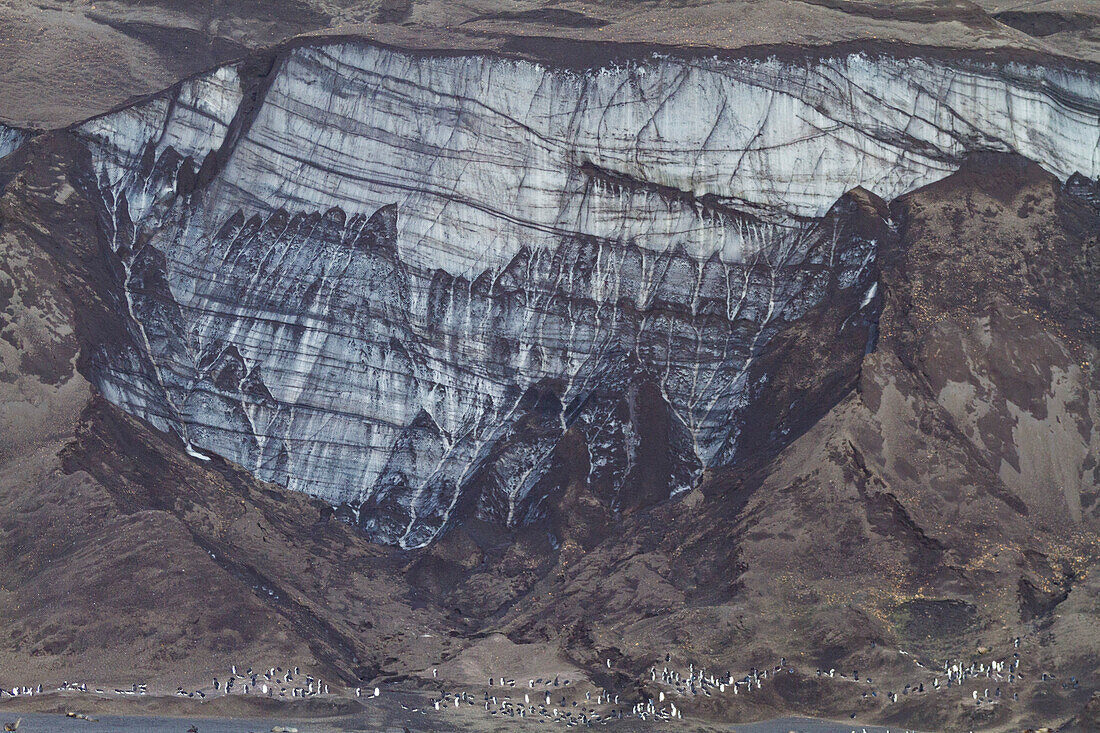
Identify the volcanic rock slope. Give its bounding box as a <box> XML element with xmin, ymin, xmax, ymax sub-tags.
<box><xmin>69</xmin><ymin>40</ymin><xmax>1100</xmax><ymax>547</ymax></box>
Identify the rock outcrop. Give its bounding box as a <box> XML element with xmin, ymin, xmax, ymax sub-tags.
<box><xmin>72</xmin><ymin>41</ymin><xmax>1100</xmax><ymax>545</ymax></box>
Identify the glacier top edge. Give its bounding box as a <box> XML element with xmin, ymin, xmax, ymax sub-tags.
<box><xmin>77</xmin><ymin>39</ymin><xmax>1100</xmax><ymax>274</ymax></box>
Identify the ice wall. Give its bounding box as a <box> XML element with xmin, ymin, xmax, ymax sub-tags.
<box><xmin>0</xmin><ymin>124</ymin><xmax>26</xmax><ymax>162</ymax></box>
<box><xmin>76</xmin><ymin>42</ymin><xmax>1100</xmax><ymax>546</ymax></box>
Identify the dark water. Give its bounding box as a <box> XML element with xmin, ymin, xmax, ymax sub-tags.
<box><xmin>731</xmin><ymin>720</ymin><xmax>920</xmax><ymax>733</ymax></box>
<box><xmin>0</xmin><ymin>713</ymin><xmax>337</xmax><ymax>733</ymax></box>
<box><xmin>1</xmin><ymin>713</ymin><xmax>921</xmax><ymax>732</ymax></box>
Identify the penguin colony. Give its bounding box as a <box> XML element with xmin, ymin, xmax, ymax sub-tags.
<box><xmin>0</xmin><ymin>635</ymin><xmax>1072</xmax><ymax>726</ymax></box>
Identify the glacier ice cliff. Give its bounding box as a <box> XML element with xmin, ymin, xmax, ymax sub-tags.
<box><xmin>73</xmin><ymin>42</ymin><xmax>1100</xmax><ymax>546</ymax></box>
<box><xmin>0</xmin><ymin>125</ymin><xmax>25</xmax><ymax>161</ymax></box>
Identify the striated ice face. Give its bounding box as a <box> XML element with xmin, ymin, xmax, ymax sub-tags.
<box><xmin>75</xmin><ymin>42</ymin><xmax>1100</xmax><ymax>546</ymax></box>
<box><xmin>82</xmin><ymin>65</ymin><xmax>243</xmax><ymax>225</ymax></box>
<box><xmin>0</xmin><ymin>124</ymin><xmax>26</xmax><ymax>161</ymax></box>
